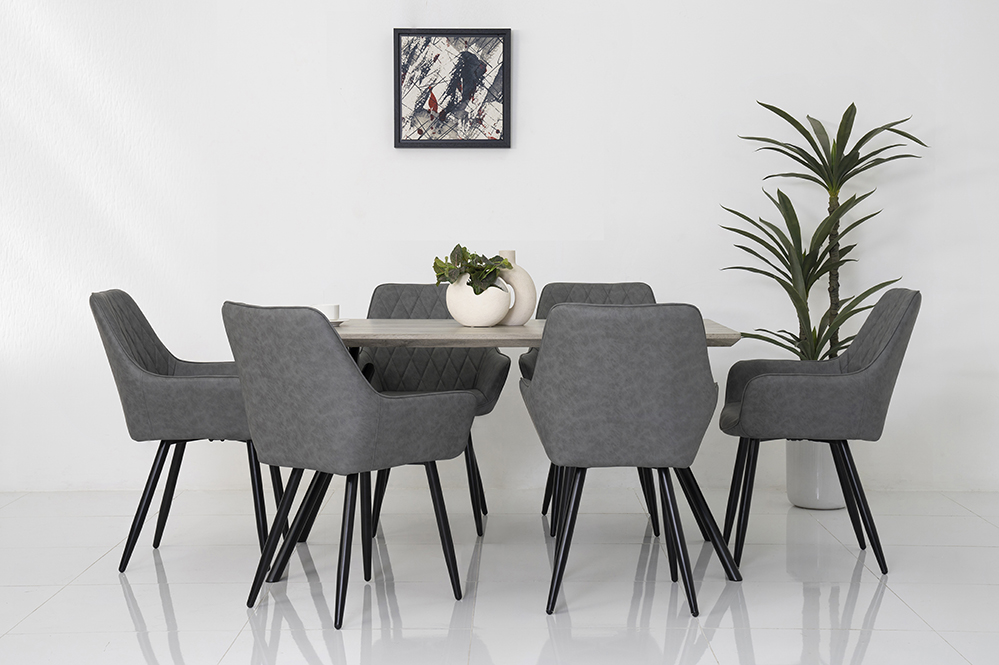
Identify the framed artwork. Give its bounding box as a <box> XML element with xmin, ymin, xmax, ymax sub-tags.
<box><xmin>394</xmin><ymin>28</ymin><xmax>511</xmax><ymax>148</ymax></box>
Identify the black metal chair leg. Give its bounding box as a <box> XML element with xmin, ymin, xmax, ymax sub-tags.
<box><xmin>837</xmin><ymin>441</ymin><xmax>888</xmax><ymax>574</ymax></box>
<box><xmin>119</xmin><ymin>440</ymin><xmax>173</xmax><ymax>572</ymax></box>
<box><xmin>371</xmin><ymin>468</ymin><xmax>390</xmax><ymax>536</ymax></box>
<box><xmin>267</xmin><ymin>471</ymin><xmax>328</xmax><ymax>583</ymax></box>
<box><xmin>828</xmin><ymin>441</ymin><xmax>866</xmax><ymax>550</ymax></box>
<box><xmin>659</xmin><ymin>468</ymin><xmax>698</xmax><ymax>616</ymax></box>
<box><xmin>674</xmin><ymin>467</ymin><xmax>742</xmax><ymax>582</ymax></box>
<box><xmin>541</xmin><ymin>463</ymin><xmax>556</xmax><ymax>515</ymax></box>
<box><xmin>247</xmin><ymin>468</ymin><xmax>303</xmax><ymax>607</ymax></box>
<box><xmin>246</xmin><ymin>442</ymin><xmax>268</xmax><ymax>551</ymax></box>
<box><xmin>733</xmin><ymin>439</ymin><xmax>760</xmax><ymax>567</ymax></box>
<box><xmin>360</xmin><ymin>471</ymin><xmax>372</xmax><ymax>582</ymax></box>
<box><xmin>269</xmin><ymin>466</ymin><xmax>290</xmax><ymax>537</ymax></box>
<box><xmin>426</xmin><ymin>462</ymin><xmax>462</xmax><ymax>600</ymax></box>
<box><xmin>639</xmin><ymin>467</ymin><xmax>661</xmax><ymax>538</ymax></box>
<box><xmin>334</xmin><ymin>474</ymin><xmax>359</xmax><ymax>629</ymax></box>
<box><xmin>463</xmin><ymin>444</ymin><xmax>485</xmax><ymax>538</ymax></box>
<box><xmin>675</xmin><ymin>467</ymin><xmax>711</xmax><ymax>543</ymax></box>
<box><xmin>297</xmin><ymin>471</ymin><xmax>332</xmax><ymax>543</ymax></box>
<box><xmin>724</xmin><ymin>438</ymin><xmax>749</xmax><ymax>542</ymax></box>
<box><xmin>550</xmin><ymin>465</ymin><xmax>563</xmax><ymax>537</ymax></box>
<box><xmin>547</xmin><ymin>467</ymin><xmax>586</xmax><ymax>615</ymax></box>
<box><xmin>468</xmin><ymin>435</ymin><xmax>488</xmax><ymax>515</ymax></box>
<box><xmin>152</xmin><ymin>441</ymin><xmax>187</xmax><ymax>548</ymax></box>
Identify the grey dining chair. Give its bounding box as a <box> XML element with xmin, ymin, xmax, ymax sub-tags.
<box><xmin>520</xmin><ymin>303</ymin><xmax>742</xmax><ymax>617</ymax></box>
<box><xmin>222</xmin><ymin>302</ymin><xmax>477</xmax><ymax>628</ymax></box>
<box><xmin>355</xmin><ymin>283</ymin><xmax>511</xmax><ymax>537</ymax></box>
<box><xmin>721</xmin><ymin>288</ymin><xmax>922</xmax><ymax>575</ymax></box>
<box><xmin>518</xmin><ymin>282</ymin><xmax>662</xmax><ymax>534</ymax></box>
<box><xmin>89</xmin><ymin>289</ymin><xmax>271</xmax><ymax>572</ymax></box>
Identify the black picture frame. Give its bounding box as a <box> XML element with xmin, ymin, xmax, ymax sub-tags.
<box><xmin>394</xmin><ymin>28</ymin><xmax>511</xmax><ymax>148</ymax></box>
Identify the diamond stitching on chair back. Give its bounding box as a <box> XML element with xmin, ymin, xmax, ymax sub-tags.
<box><xmin>360</xmin><ymin>284</ymin><xmax>492</xmax><ymax>395</ymax></box>
<box><xmin>840</xmin><ymin>289</ymin><xmax>921</xmax><ymax>374</ymax></box>
<box><xmin>91</xmin><ymin>290</ymin><xmax>176</xmax><ymax>376</ymax></box>
<box><xmin>535</xmin><ymin>283</ymin><xmax>656</xmax><ymax>319</ymax></box>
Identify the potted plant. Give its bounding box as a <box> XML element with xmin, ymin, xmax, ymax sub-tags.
<box><xmin>434</xmin><ymin>245</ymin><xmax>513</xmax><ymax>327</ymax></box>
<box><xmin>726</xmin><ymin>102</ymin><xmax>925</xmax><ymax>509</ymax></box>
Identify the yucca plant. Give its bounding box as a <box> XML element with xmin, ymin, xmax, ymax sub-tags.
<box><xmin>723</xmin><ymin>189</ymin><xmax>898</xmax><ymax>360</ymax></box>
<box><xmin>742</xmin><ymin>102</ymin><xmax>925</xmax><ymax>351</ymax></box>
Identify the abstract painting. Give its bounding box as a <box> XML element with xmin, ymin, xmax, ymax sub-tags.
<box><xmin>394</xmin><ymin>28</ymin><xmax>511</xmax><ymax>148</ymax></box>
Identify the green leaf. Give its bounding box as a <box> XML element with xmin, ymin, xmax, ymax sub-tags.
<box><xmin>834</xmin><ymin>104</ymin><xmax>857</xmax><ymax>162</ymax></box>
<box><xmin>807</xmin><ymin>115</ymin><xmax>832</xmax><ymax>160</ymax></box>
<box><xmin>757</xmin><ymin>102</ymin><xmax>829</xmax><ymax>170</ymax></box>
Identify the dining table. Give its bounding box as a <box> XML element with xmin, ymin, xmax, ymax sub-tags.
<box><xmin>332</xmin><ymin>318</ymin><xmax>742</xmax><ymax>348</ymax></box>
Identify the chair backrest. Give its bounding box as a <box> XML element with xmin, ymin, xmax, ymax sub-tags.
<box><xmin>359</xmin><ymin>284</ymin><xmax>503</xmax><ymax>406</ymax></box>
<box><xmin>835</xmin><ymin>288</ymin><xmax>921</xmax><ymax>438</ymax></box>
<box><xmin>90</xmin><ymin>289</ymin><xmax>178</xmax><ymax>377</ymax></box>
<box><xmin>91</xmin><ymin>290</ymin><xmax>180</xmax><ymax>440</ymax></box>
<box><xmin>222</xmin><ymin>302</ymin><xmax>381</xmax><ymax>473</ymax></box>
<box><xmin>535</xmin><ymin>282</ymin><xmax>656</xmax><ymax>319</ymax></box>
<box><xmin>521</xmin><ymin>303</ymin><xmax>717</xmax><ymax>469</ymax></box>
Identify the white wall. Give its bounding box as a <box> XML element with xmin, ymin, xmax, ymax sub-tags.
<box><xmin>2</xmin><ymin>0</ymin><xmax>997</xmax><ymax>493</ymax></box>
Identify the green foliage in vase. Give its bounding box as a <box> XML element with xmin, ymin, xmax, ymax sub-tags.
<box><xmin>742</xmin><ymin>102</ymin><xmax>925</xmax><ymax>350</ymax></box>
<box><xmin>723</xmin><ymin>189</ymin><xmax>898</xmax><ymax>360</ymax></box>
<box><xmin>433</xmin><ymin>244</ymin><xmax>513</xmax><ymax>296</ymax></box>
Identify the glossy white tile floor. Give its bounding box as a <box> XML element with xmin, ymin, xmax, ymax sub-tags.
<box><xmin>2</xmin><ymin>484</ymin><xmax>998</xmax><ymax>664</ymax></box>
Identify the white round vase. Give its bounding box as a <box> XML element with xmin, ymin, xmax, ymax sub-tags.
<box><xmin>786</xmin><ymin>440</ymin><xmax>847</xmax><ymax>509</ymax></box>
<box><xmin>446</xmin><ymin>275</ymin><xmax>511</xmax><ymax>327</ymax></box>
<box><xmin>497</xmin><ymin>250</ymin><xmax>537</xmax><ymax>327</ymax></box>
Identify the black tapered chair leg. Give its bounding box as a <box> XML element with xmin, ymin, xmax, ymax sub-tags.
<box><xmin>657</xmin><ymin>469</ymin><xmax>678</xmax><ymax>581</ymax></box>
<box><xmin>426</xmin><ymin>462</ymin><xmax>462</xmax><ymax>600</ymax></box>
<box><xmin>463</xmin><ymin>444</ymin><xmax>485</xmax><ymax>538</ymax></box>
<box><xmin>246</xmin><ymin>442</ymin><xmax>269</xmax><ymax>551</ymax></box>
<box><xmin>152</xmin><ymin>441</ymin><xmax>187</xmax><ymax>548</ymax></box>
<box><xmin>247</xmin><ymin>468</ymin><xmax>304</xmax><ymax>607</ymax></box>
<box><xmin>733</xmin><ymin>439</ymin><xmax>760</xmax><ymax>567</ymax></box>
<box><xmin>837</xmin><ymin>441</ymin><xmax>888</xmax><ymax>574</ymax></box>
<box><xmin>360</xmin><ymin>471</ymin><xmax>372</xmax><ymax>582</ymax></box>
<box><xmin>334</xmin><ymin>474</ymin><xmax>359</xmax><ymax>629</ymax></box>
<box><xmin>119</xmin><ymin>440</ymin><xmax>174</xmax><ymax>572</ymax></box>
<box><xmin>828</xmin><ymin>441</ymin><xmax>866</xmax><ymax>551</ymax></box>
<box><xmin>659</xmin><ymin>468</ymin><xmax>698</xmax><ymax>616</ymax></box>
<box><xmin>297</xmin><ymin>471</ymin><xmax>333</xmax><ymax>543</ymax></box>
<box><xmin>550</xmin><ymin>465</ymin><xmax>563</xmax><ymax>538</ymax></box>
<box><xmin>724</xmin><ymin>438</ymin><xmax>750</xmax><ymax>542</ymax></box>
<box><xmin>674</xmin><ymin>468</ymin><xmax>742</xmax><ymax>582</ymax></box>
<box><xmin>547</xmin><ymin>467</ymin><xmax>586</xmax><ymax>615</ymax></box>
<box><xmin>639</xmin><ymin>467</ymin><xmax>661</xmax><ymax>538</ymax></box>
<box><xmin>675</xmin><ymin>468</ymin><xmax>711</xmax><ymax>543</ymax></box>
<box><xmin>269</xmin><ymin>466</ymin><xmax>290</xmax><ymax>537</ymax></box>
<box><xmin>541</xmin><ymin>463</ymin><xmax>556</xmax><ymax>515</ymax></box>
<box><xmin>370</xmin><ymin>468</ymin><xmax>390</xmax><ymax>536</ymax></box>
<box><xmin>267</xmin><ymin>471</ymin><xmax>329</xmax><ymax>583</ymax></box>
<box><xmin>468</xmin><ymin>435</ymin><xmax>488</xmax><ymax>515</ymax></box>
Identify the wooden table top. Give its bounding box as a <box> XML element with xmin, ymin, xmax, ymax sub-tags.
<box><xmin>333</xmin><ymin>318</ymin><xmax>741</xmax><ymax>348</ymax></box>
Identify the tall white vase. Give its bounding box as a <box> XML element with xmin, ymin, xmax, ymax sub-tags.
<box><xmin>786</xmin><ymin>440</ymin><xmax>846</xmax><ymax>509</ymax></box>
<box><xmin>497</xmin><ymin>250</ymin><xmax>537</xmax><ymax>326</ymax></box>
<box><xmin>446</xmin><ymin>275</ymin><xmax>511</xmax><ymax>327</ymax></box>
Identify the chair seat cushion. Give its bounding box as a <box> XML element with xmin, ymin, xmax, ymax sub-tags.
<box><xmin>379</xmin><ymin>388</ymin><xmax>486</xmax><ymax>410</ymax></box>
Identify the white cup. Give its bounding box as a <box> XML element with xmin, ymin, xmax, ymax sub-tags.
<box><xmin>312</xmin><ymin>304</ymin><xmax>340</xmax><ymax>321</ymax></box>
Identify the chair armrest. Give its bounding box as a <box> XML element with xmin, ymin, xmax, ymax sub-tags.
<box><xmin>470</xmin><ymin>349</ymin><xmax>511</xmax><ymax>416</ymax></box>
<box><xmin>738</xmin><ymin>370</ymin><xmax>885</xmax><ymax>441</ymax></box>
<box><xmin>373</xmin><ymin>390</ymin><xmax>478</xmax><ymax>468</ymax></box>
<box><xmin>173</xmin><ymin>360</ymin><xmax>239</xmax><ymax>377</ymax></box>
<box><xmin>724</xmin><ymin>358</ymin><xmax>837</xmax><ymax>404</ymax></box>
<box><xmin>518</xmin><ymin>349</ymin><xmax>538</xmax><ymax>380</ymax></box>
<box><xmin>134</xmin><ymin>373</ymin><xmax>250</xmax><ymax>442</ymax></box>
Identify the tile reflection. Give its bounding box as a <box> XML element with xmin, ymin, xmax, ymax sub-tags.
<box><xmin>119</xmin><ymin>550</ymin><xmax>185</xmax><ymax>665</ymax></box>
<box><xmin>243</xmin><ymin>534</ymin><xmax>483</xmax><ymax>664</ymax></box>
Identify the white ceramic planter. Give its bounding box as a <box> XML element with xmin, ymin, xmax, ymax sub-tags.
<box><xmin>446</xmin><ymin>275</ymin><xmax>511</xmax><ymax>327</ymax></box>
<box><xmin>497</xmin><ymin>250</ymin><xmax>537</xmax><ymax>326</ymax></box>
<box><xmin>786</xmin><ymin>440</ymin><xmax>846</xmax><ymax>509</ymax></box>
